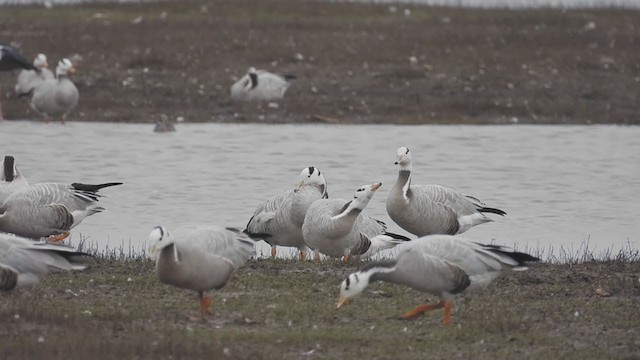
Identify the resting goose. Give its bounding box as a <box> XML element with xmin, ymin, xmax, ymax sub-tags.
<box><xmin>0</xmin><ymin>44</ymin><xmax>38</xmax><ymax>120</ymax></box>
<box><xmin>387</xmin><ymin>146</ymin><xmax>506</xmax><ymax>236</ymax></box>
<box><xmin>0</xmin><ymin>232</ymin><xmax>90</xmax><ymax>291</ymax></box>
<box><xmin>230</xmin><ymin>67</ymin><xmax>296</xmax><ymax>102</ymax></box>
<box><xmin>245</xmin><ymin>166</ymin><xmax>328</xmax><ymax>260</ymax></box>
<box><xmin>337</xmin><ymin>235</ymin><xmax>539</xmax><ymax>324</ymax></box>
<box><xmin>0</xmin><ymin>156</ymin><xmax>29</xmax><ymax>206</ymax></box>
<box><xmin>148</xmin><ymin>225</ymin><xmax>255</xmax><ymax>317</ymax></box>
<box><xmin>0</xmin><ymin>181</ymin><xmax>122</xmax><ymax>241</ymax></box>
<box><xmin>302</xmin><ymin>182</ymin><xmax>410</xmax><ymax>260</ymax></box>
<box><xmin>15</xmin><ymin>53</ymin><xmax>54</xmax><ymax>97</ymax></box>
<box><xmin>30</xmin><ymin>58</ymin><xmax>79</xmax><ymax>123</ymax></box>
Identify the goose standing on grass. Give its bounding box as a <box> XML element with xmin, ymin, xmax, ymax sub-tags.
<box><xmin>15</xmin><ymin>53</ymin><xmax>54</xmax><ymax>98</ymax></box>
<box><xmin>0</xmin><ymin>156</ymin><xmax>29</xmax><ymax>205</ymax></box>
<box><xmin>337</xmin><ymin>235</ymin><xmax>539</xmax><ymax>325</ymax></box>
<box><xmin>30</xmin><ymin>58</ymin><xmax>78</xmax><ymax>123</ymax></box>
<box><xmin>245</xmin><ymin>166</ymin><xmax>328</xmax><ymax>260</ymax></box>
<box><xmin>387</xmin><ymin>146</ymin><xmax>506</xmax><ymax>236</ymax></box>
<box><xmin>0</xmin><ymin>232</ymin><xmax>90</xmax><ymax>291</ymax></box>
<box><xmin>230</xmin><ymin>67</ymin><xmax>296</xmax><ymax>102</ymax></box>
<box><xmin>0</xmin><ymin>44</ymin><xmax>38</xmax><ymax>121</ymax></box>
<box><xmin>148</xmin><ymin>225</ymin><xmax>255</xmax><ymax>317</ymax></box>
<box><xmin>302</xmin><ymin>182</ymin><xmax>410</xmax><ymax>260</ymax></box>
<box><xmin>0</xmin><ymin>181</ymin><xmax>122</xmax><ymax>241</ymax></box>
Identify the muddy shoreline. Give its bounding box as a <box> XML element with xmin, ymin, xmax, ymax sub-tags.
<box><xmin>0</xmin><ymin>0</ymin><xmax>639</xmax><ymax>125</ymax></box>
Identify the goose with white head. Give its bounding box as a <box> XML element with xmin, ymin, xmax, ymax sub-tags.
<box><xmin>0</xmin><ymin>155</ymin><xmax>29</xmax><ymax>206</ymax></box>
<box><xmin>0</xmin><ymin>181</ymin><xmax>122</xmax><ymax>241</ymax></box>
<box><xmin>245</xmin><ymin>166</ymin><xmax>328</xmax><ymax>260</ymax></box>
<box><xmin>30</xmin><ymin>58</ymin><xmax>79</xmax><ymax>123</ymax></box>
<box><xmin>386</xmin><ymin>146</ymin><xmax>506</xmax><ymax>236</ymax></box>
<box><xmin>148</xmin><ymin>225</ymin><xmax>255</xmax><ymax>317</ymax></box>
<box><xmin>302</xmin><ymin>182</ymin><xmax>410</xmax><ymax>260</ymax></box>
<box><xmin>230</xmin><ymin>67</ymin><xmax>296</xmax><ymax>102</ymax></box>
<box><xmin>337</xmin><ymin>235</ymin><xmax>539</xmax><ymax>325</ymax></box>
<box><xmin>15</xmin><ymin>53</ymin><xmax>54</xmax><ymax>97</ymax></box>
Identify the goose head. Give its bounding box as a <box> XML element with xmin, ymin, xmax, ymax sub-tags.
<box><xmin>351</xmin><ymin>182</ymin><xmax>381</xmax><ymax>210</ymax></box>
<box><xmin>33</xmin><ymin>54</ymin><xmax>48</xmax><ymax>69</ymax></box>
<box><xmin>56</xmin><ymin>58</ymin><xmax>75</xmax><ymax>77</ymax></box>
<box><xmin>148</xmin><ymin>226</ymin><xmax>179</xmax><ymax>262</ymax></box>
<box><xmin>2</xmin><ymin>156</ymin><xmax>19</xmax><ymax>182</ymax></box>
<box><xmin>337</xmin><ymin>272</ymin><xmax>370</xmax><ymax>308</ymax></box>
<box><xmin>394</xmin><ymin>146</ymin><xmax>412</xmax><ymax>170</ymax></box>
<box><xmin>297</xmin><ymin>166</ymin><xmax>329</xmax><ymax>198</ymax></box>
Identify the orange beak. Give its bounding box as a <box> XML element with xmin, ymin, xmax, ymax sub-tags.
<box><xmin>371</xmin><ymin>182</ymin><xmax>382</xmax><ymax>191</ymax></box>
<box><xmin>336</xmin><ymin>296</ymin><xmax>349</xmax><ymax>309</ymax></box>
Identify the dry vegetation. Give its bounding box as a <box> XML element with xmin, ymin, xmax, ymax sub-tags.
<box><xmin>0</xmin><ymin>0</ymin><xmax>638</xmax><ymax>124</ymax></box>
<box><xmin>1</xmin><ymin>253</ymin><xmax>639</xmax><ymax>359</ymax></box>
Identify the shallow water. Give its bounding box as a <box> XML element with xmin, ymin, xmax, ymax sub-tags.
<box><xmin>1</xmin><ymin>121</ymin><xmax>638</xmax><ymax>258</ymax></box>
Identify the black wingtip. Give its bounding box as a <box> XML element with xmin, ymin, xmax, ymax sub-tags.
<box><xmin>283</xmin><ymin>74</ymin><xmax>297</xmax><ymax>80</ymax></box>
<box><xmin>478</xmin><ymin>206</ymin><xmax>507</xmax><ymax>216</ymax></box>
<box><xmin>71</xmin><ymin>182</ymin><xmax>123</xmax><ymax>192</ymax></box>
<box><xmin>384</xmin><ymin>232</ymin><xmax>412</xmax><ymax>242</ymax></box>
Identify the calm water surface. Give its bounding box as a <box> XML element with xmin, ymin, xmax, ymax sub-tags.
<box><xmin>1</xmin><ymin>121</ymin><xmax>638</xmax><ymax>258</ymax></box>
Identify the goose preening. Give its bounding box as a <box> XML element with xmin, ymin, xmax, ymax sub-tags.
<box><xmin>0</xmin><ymin>44</ymin><xmax>38</xmax><ymax>121</ymax></box>
<box><xmin>30</xmin><ymin>58</ymin><xmax>79</xmax><ymax>123</ymax></box>
<box><xmin>0</xmin><ymin>156</ymin><xmax>29</xmax><ymax>206</ymax></box>
<box><xmin>337</xmin><ymin>235</ymin><xmax>540</xmax><ymax>324</ymax></box>
<box><xmin>15</xmin><ymin>53</ymin><xmax>55</xmax><ymax>98</ymax></box>
<box><xmin>245</xmin><ymin>166</ymin><xmax>328</xmax><ymax>260</ymax></box>
<box><xmin>230</xmin><ymin>67</ymin><xmax>296</xmax><ymax>102</ymax></box>
<box><xmin>0</xmin><ymin>232</ymin><xmax>90</xmax><ymax>291</ymax></box>
<box><xmin>148</xmin><ymin>225</ymin><xmax>255</xmax><ymax>317</ymax></box>
<box><xmin>0</xmin><ymin>181</ymin><xmax>122</xmax><ymax>241</ymax></box>
<box><xmin>387</xmin><ymin>146</ymin><xmax>506</xmax><ymax>236</ymax></box>
<box><xmin>302</xmin><ymin>182</ymin><xmax>410</xmax><ymax>260</ymax></box>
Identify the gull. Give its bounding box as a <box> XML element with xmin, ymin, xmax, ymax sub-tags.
<box><xmin>244</xmin><ymin>166</ymin><xmax>328</xmax><ymax>260</ymax></box>
<box><xmin>30</xmin><ymin>58</ymin><xmax>79</xmax><ymax>123</ymax></box>
<box><xmin>0</xmin><ymin>232</ymin><xmax>90</xmax><ymax>291</ymax></box>
<box><xmin>387</xmin><ymin>146</ymin><xmax>506</xmax><ymax>236</ymax></box>
<box><xmin>15</xmin><ymin>53</ymin><xmax>54</xmax><ymax>98</ymax></box>
<box><xmin>337</xmin><ymin>235</ymin><xmax>539</xmax><ymax>324</ymax></box>
<box><xmin>0</xmin><ymin>155</ymin><xmax>29</xmax><ymax>205</ymax></box>
<box><xmin>302</xmin><ymin>182</ymin><xmax>410</xmax><ymax>260</ymax></box>
<box><xmin>230</xmin><ymin>67</ymin><xmax>296</xmax><ymax>102</ymax></box>
<box><xmin>0</xmin><ymin>181</ymin><xmax>122</xmax><ymax>241</ymax></box>
<box><xmin>148</xmin><ymin>225</ymin><xmax>255</xmax><ymax>317</ymax></box>
<box><xmin>0</xmin><ymin>44</ymin><xmax>38</xmax><ymax>120</ymax></box>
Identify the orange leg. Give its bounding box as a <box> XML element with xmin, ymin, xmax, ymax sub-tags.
<box><xmin>198</xmin><ymin>291</ymin><xmax>213</xmax><ymax>316</ymax></box>
<box><xmin>47</xmin><ymin>231</ymin><xmax>70</xmax><ymax>243</ymax></box>
<box><xmin>270</xmin><ymin>246</ymin><xmax>277</xmax><ymax>258</ymax></box>
<box><xmin>402</xmin><ymin>300</ymin><xmax>453</xmax><ymax>324</ymax></box>
<box><xmin>342</xmin><ymin>255</ymin><xmax>351</xmax><ymax>263</ymax></box>
<box><xmin>298</xmin><ymin>249</ymin><xmax>307</xmax><ymax>261</ymax></box>
<box><xmin>313</xmin><ymin>250</ymin><xmax>320</xmax><ymax>262</ymax></box>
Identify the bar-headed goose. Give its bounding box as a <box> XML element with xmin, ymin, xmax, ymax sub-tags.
<box><xmin>148</xmin><ymin>225</ymin><xmax>255</xmax><ymax>317</ymax></box>
<box><xmin>30</xmin><ymin>58</ymin><xmax>79</xmax><ymax>123</ymax></box>
<box><xmin>15</xmin><ymin>53</ymin><xmax>54</xmax><ymax>97</ymax></box>
<box><xmin>302</xmin><ymin>182</ymin><xmax>410</xmax><ymax>260</ymax></box>
<box><xmin>387</xmin><ymin>146</ymin><xmax>506</xmax><ymax>236</ymax></box>
<box><xmin>245</xmin><ymin>166</ymin><xmax>328</xmax><ymax>260</ymax></box>
<box><xmin>0</xmin><ymin>181</ymin><xmax>122</xmax><ymax>241</ymax></box>
<box><xmin>337</xmin><ymin>235</ymin><xmax>539</xmax><ymax>324</ymax></box>
<box><xmin>230</xmin><ymin>67</ymin><xmax>296</xmax><ymax>102</ymax></box>
<box><xmin>0</xmin><ymin>156</ymin><xmax>29</xmax><ymax>205</ymax></box>
<box><xmin>0</xmin><ymin>44</ymin><xmax>38</xmax><ymax>120</ymax></box>
<box><xmin>0</xmin><ymin>232</ymin><xmax>90</xmax><ymax>291</ymax></box>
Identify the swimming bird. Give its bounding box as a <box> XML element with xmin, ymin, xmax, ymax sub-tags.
<box><xmin>0</xmin><ymin>181</ymin><xmax>123</xmax><ymax>241</ymax></box>
<box><xmin>0</xmin><ymin>155</ymin><xmax>29</xmax><ymax>205</ymax></box>
<box><xmin>30</xmin><ymin>58</ymin><xmax>79</xmax><ymax>123</ymax></box>
<box><xmin>15</xmin><ymin>53</ymin><xmax>54</xmax><ymax>98</ymax></box>
<box><xmin>0</xmin><ymin>44</ymin><xmax>38</xmax><ymax>120</ymax></box>
<box><xmin>302</xmin><ymin>182</ymin><xmax>410</xmax><ymax>260</ymax></box>
<box><xmin>0</xmin><ymin>232</ymin><xmax>90</xmax><ymax>291</ymax></box>
<box><xmin>386</xmin><ymin>146</ymin><xmax>506</xmax><ymax>236</ymax></box>
<box><xmin>230</xmin><ymin>67</ymin><xmax>296</xmax><ymax>102</ymax></box>
<box><xmin>148</xmin><ymin>225</ymin><xmax>255</xmax><ymax>317</ymax></box>
<box><xmin>337</xmin><ymin>235</ymin><xmax>539</xmax><ymax>324</ymax></box>
<box><xmin>245</xmin><ymin>166</ymin><xmax>328</xmax><ymax>260</ymax></box>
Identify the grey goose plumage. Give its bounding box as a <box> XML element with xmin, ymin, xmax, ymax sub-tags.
<box><xmin>15</xmin><ymin>53</ymin><xmax>54</xmax><ymax>97</ymax></box>
<box><xmin>0</xmin><ymin>156</ymin><xmax>29</xmax><ymax>206</ymax></box>
<box><xmin>230</xmin><ymin>67</ymin><xmax>296</xmax><ymax>102</ymax></box>
<box><xmin>386</xmin><ymin>146</ymin><xmax>506</xmax><ymax>236</ymax></box>
<box><xmin>30</xmin><ymin>58</ymin><xmax>78</xmax><ymax>123</ymax></box>
<box><xmin>337</xmin><ymin>235</ymin><xmax>539</xmax><ymax>324</ymax></box>
<box><xmin>148</xmin><ymin>225</ymin><xmax>255</xmax><ymax>316</ymax></box>
<box><xmin>245</xmin><ymin>166</ymin><xmax>328</xmax><ymax>259</ymax></box>
<box><xmin>0</xmin><ymin>44</ymin><xmax>38</xmax><ymax>120</ymax></box>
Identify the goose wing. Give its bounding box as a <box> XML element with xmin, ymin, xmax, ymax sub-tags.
<box><xmin>245</xmin><ymin>190</ymin><xmax>293</xmax><ymax>238</ymax></box>
<box><xmin>183</xmin><ymin>226</ymin><xmax>255</xmax><ymax>269</ymax></box>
